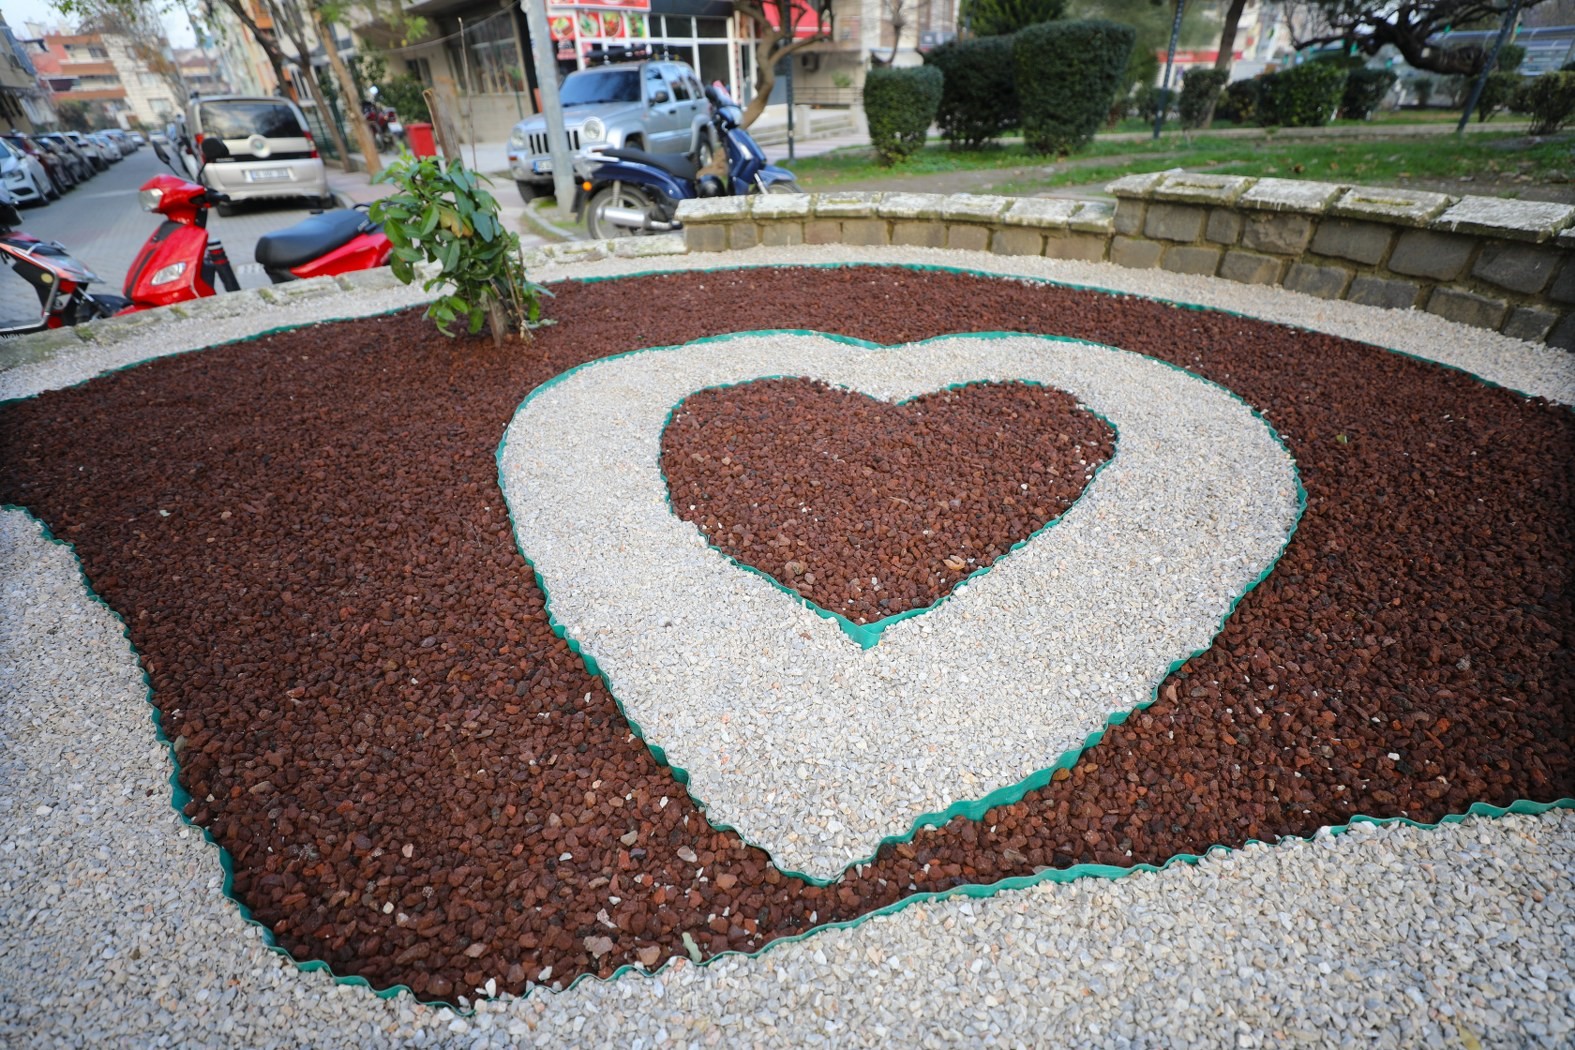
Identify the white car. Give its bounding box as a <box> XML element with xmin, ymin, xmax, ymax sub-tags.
<box><xmin>0</xmin><ymin>137</ymin><xmax>56</xmax><ymax>204</ymax></box>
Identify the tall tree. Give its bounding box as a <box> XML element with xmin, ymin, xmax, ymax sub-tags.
<box><xmin>964</xmin><ymin>0</ymin><xmax>1068</xmax><ymax>35</ymax></box>
<box><xmin>1284</xmin><ymin>0</ymin><xmax>1547</xmax><ymax>75</ymax></box>
<box><xmin>260</xmin><ymin>0</ymin><xmax>358</xmax><ymax>170</ymax></box>
<box><xmin>732</xmin><ymin>0</ymin><xmax>834</xmax><ymax>127</ymax></box>
<box><xmin>1212</xmin><ymin>0</ymin><xmax>1248</xmax><ymax>72</ymax></box>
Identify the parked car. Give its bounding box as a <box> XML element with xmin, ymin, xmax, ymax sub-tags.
<box><xmin>90</xmin><ymin>131</ymin><xmax>124</xmax><ymax>161</ymax></box>
<box><xmin>172</xmin><ymin>94</ymin><xmax>330</xmax><ymax>212</ymax></box>
<box><xmin>38</xmin><ymin>133</ymin><xmax>94</xmax><ymax>183</ymax></box>
<box><xmin>0</xmin><ymin>137</ymin><xmax>57</xmax><ymax>204</ymax></box>
<box><xmin>506</xmin><ymin>56</ymin><xmax>713</xmax><ymax>203</ymax></box>
<box><xmin>65</xmin><ymin>131</ymin><xmax>109</xmax><ymax>171</ymax></box>
<box><xmin>4</xmin><ymin>132</ymin><xmax>70</xmax><ymax>192</ymax></box>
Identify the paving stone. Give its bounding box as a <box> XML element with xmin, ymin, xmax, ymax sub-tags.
<box><xmin>1500</xmin><ymin>306</ymin><xmax>1559</xmax><ymax>343</ymax></box>
<box><xmin>1238</xmin><ymin>177</ymin><xmax>1344</xmax><ymax>213</ymax></box>
<box><xmin>1548</xmin><ymin>260</ymin><xmax>1575</xmax><ymax>304</ymax></box>
<box><xmin>610</xmin><ymin>233</ymin><xmax>687</xmax><ymax>258</ymax></box>
<box><xmin>1329</xmin><ymin>186</ymin><xmax>1452</xmax><ymax>227</ymax></box>
<box><xmin>947</xmin><ymin>225</ymin><xmax>991</xmax><ymax>251</ymax></box>
<box><xmin>1151</xmin><ymin>172</ymin><xmax>1253</xmax><ymax>205</ymax></box>
<box><xmin>1309</xmin><ymin>220</ymin><xmax>1395</xmax><ymax>266</ymax></box>
<box><xmin>992</xmin><ymin>227</ymin><xmax>1045</xmax><ymax>256</ymax></box>
<box><xmin>1144</xmin><ymin>202</ymin><xmax>1207</xmax><ymax>242</ymax></box>
<box><xmin>1110</xmin><ymin>236</ymin><xmax>1164</xmax><ymax>269</ymax></box>
<box><xmin>1470</xmin><ymin>242</ymin><xmax>1560</xmax><ymax>294</ymax></box>
<box><xmin>1161</xmin><ymin>245</ymin><xmax>1223</xmax><ymax>276</ymax></box>
<box><xmin>1433</xmin><ymin>196</ymin><xmax>1575</xmax><ymax>243</ymax></box>
<box><xmin>892</xmin><ymin>221</ymin><xmax>945</xmax><ymax>248</ymax></box>
<box><xmin>1346</xmin><ymin>275</ymin><xmax>1421</xmax><ymax>310</ymax></box>
<box><xmin>1388</xmin><ymin>230</ymin><xmax>1476</xmax><ymax>281</ymax></box>
<box><xmin>1283</xmin><ymin>262</ymin><xmax>1352</xmax><ymax>299</ymax></box>
<box><xmin>1426</xmin><ymin>286</ymin><xmax>1509</xmax><ymax>329</ymax></box>
<box><xmin>1218</xmin><ymin>250</ymin><xmax>1286</xmax><ymax>285</ymax></box>
<box><xmin>1241</xmin><ymin>213</ymin><xmax>1315</xmax><ymax>255</ymax></box>
<box><xmin>1206</xmin><ymin>209</ymin><xmax>1243</xmax><ymax>245</ymax></box>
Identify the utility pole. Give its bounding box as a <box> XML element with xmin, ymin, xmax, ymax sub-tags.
<box><xmin>1155</xmin><ymin>0</ymin><xmax>1185</xmax><ymax>140</ymax></box>
<box><xmin>522</xmin><ymin>0</ymin><xmax>574</xmax><ymax>210</ymax></box>
<box><xmin>1457</xmin><ymin>0</ymin><xmax>1524</xmax><ymax>132</ymax></box>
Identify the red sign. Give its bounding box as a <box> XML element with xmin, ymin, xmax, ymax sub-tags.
<box><xmin>763</xmin><ymin>0</ymin><xmax>825</xmax><ymax>40</ymax></box>
<box><xmin>551</xmin><ymin>0</ymin><xmax>650</xmax><ymax>10</ymax></box>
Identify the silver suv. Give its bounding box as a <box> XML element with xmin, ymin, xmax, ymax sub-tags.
<box><xmin>507</xmin><ymin>59</ymin><xmax>712</xmax><ymax>202</ymax></box>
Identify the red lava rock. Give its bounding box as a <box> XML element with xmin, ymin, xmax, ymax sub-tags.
<box><xmin>0</xmin><ymin>267</ymin><xmax>1568</xmax><ymax>1000</ymax></box>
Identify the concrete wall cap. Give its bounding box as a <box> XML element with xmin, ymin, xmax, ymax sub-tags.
<box><xmin>611</xmin><ymin>233</ymin><xmax>688</xmax><ymax>258</ymax></box>
<box><xmin>751</xmin><ymin>193</ymin><xmax>813</xmax><ymax>220</ymax></box>
<box><xmin>1151</xmin><ymin>172</ymin><xmax>1254</xmax><ymax>205</ymax></box>
<box><xmin>1238</xmin><ymin>177</ymin><xmax>1343</xmax><ymax>213</ymax></box>
<box><xmin>812</xmin><ymin>192</ymin><xmax>882</xmax><ymax>217</ymax></box>
<box><xmin>1068</xmin><ymin>199</ymin><xmax>1117</xmax><ymax>233</ymax></box>
<box><xmin>941</xmin><ymin>193</ymin><xmax>1012</xmax><ymax>221</ymax></box>
<box><xmin>876</xmin><ymin>192</ymin><xmax>945</xmax><ymax>219</ymax></box>
<box><xmin>675</xmin><ymin>196</ymin><xmax>752</xmax><ymax>222</ymax></box>
<box><xmin>1106</xmin><ymin>171</ymin><xmax>1170</xmax><ymax>198</ymax></box>
<box><xmin>1001</xmin><ymin>198</ymin><xmax>1082</xmax><ymax>228</ymax></box>
<box><xmin>1329</xmin><ymin>186</ymin><xmax>1452</xmax><ymax>226</ymax></box>
<box><xmin>1432</xmin><ymin>195</ymin><xmax>1575</xmax><ymax>244</ymax></box>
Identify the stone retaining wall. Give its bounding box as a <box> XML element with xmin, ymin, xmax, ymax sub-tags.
<box><xmin>675</xmin><ymin>176</ymin><xmax>1575</xmax><ymax>348</ymax></box>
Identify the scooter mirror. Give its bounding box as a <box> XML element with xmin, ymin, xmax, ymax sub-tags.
<box><xmin>201</xmin><ymin>137</ymin><xmax>230</xmax><ymax>163</ymax></box>
<box><xmin>152</xmin><ymin>140</ymin><xmax>171</xmax><ymax>166</ymax></box>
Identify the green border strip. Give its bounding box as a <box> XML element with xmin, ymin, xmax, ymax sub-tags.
<box><xmin>657</xmin><ymin>375</ymin><xmax>1120</xmax><ymax>650</ymax></box>
<box><xmin>1</xmin><ymin>262</ymin><xmax>1568</xmax><ymax>1010</ymax></box>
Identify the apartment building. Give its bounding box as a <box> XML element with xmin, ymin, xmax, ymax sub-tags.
<box><xmin>0</xmin><ymin>17</ymin><xmax>57</xmax><ymax>133</ymax></box>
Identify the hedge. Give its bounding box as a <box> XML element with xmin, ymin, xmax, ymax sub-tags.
<box><xmin>1215</xmin><ymin>77</ymin><xmax>1261</xmax><ymax>124</ymax></box>
<box><xmin>1339</xmin><ymin>67</ymin><xmax>1396</xmax><ymax>120</ymax></box>
<box><xmin>924</xmin><ymin>36</ymin><xmax>1019</xmax><ymax>148</ymax></box>
<box><xmin>1515</xmin><ymin>71</ymin><xmax>1575</xmax><ymax>134</ymax></box>
<box><xmin>1257</xmin><ymin>61</ymin><xmax>1347</xmax><ymax>127</ymax></box>
<box><xmin>1014</xmin><ymin>19</ymin><xmax>1136</xmax><ymax>154</ymax></box>
<box><xmin>863</xmin><ymin>65</ymin><xmax>945</xmax><ymax>165</ymax></box>
<box><xmin>968</xmin><ymin>0</ymin><xmax>1067</xmax><ymax>37</ymax></box>
<box><xmin>1179</xmin><ymin>68</ymin><xmax>1229</xmax><ymax>129</ymax></box>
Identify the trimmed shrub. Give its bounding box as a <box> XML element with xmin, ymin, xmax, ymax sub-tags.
<box><xmin>1339</xmin><ymin>67</ymin><xmax>1397</xmax><ymax>120</ymax></box>
<box><xmin>1179</xmin><ymin>68</ymin><xmax>1229</xmax><ymax>129</ymax></box>
<box><xmin>1014</xmin><ymin>19</ymin><xmax>1136</xmax><ymax>154</ymax></box>
<box><xmin>1515</xmin><ymin>71</ymin><xmax>1575</xmax><ymax>134</ymax></box>
<box><xmin>924</xmin><ymin>36</ymin><xmax>1019</xmax><ymax>148</ymax></box>
<box><xmin>1257</xmin><ymin>61</ymin><xmax>1347</xmax><ymax>127</ymax></box>
<box><xmin>968</xmin><ymin>0</ymin><xmax>1067</xmax><ymax>37</ymax></box>
<box><xmin>1497</xmin><ymin>44</ymin><xmax>1526</xmax><ymax>73</ymax></box>
<box><xmin>863</xmin><ymin>65</ymin><xmax>945</xmax><ymax>165</ymax></box>
<box><xmin>1215</xmin><ymin>77</ymin><xmax>1261</xmax><ymax>124</ymax></box>
<box><xmin>1477</xmin><ymin>72</ymin><xmax>1525</xmax><ymax>121</ymax></box>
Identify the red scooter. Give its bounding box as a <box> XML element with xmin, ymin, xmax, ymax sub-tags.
<box><xmin>0</xmin><ymin>189</ymin><xmax>131</xmax><ymax>336</ymax></box>
<box><xmin>122</xmin><ymin>138</ymin><xmax>392</xmax><ymax>313</ymax></box>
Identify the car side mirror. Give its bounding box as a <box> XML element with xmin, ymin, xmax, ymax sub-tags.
<box><xmin>650</xmin><ymin>89</ymin><xmax>670</xmax><ymax>105</ymax></box>
<box><xmin>200</xmin><ymin>137</ymin><xmax>230</xmax><ymax>162</ymax></box>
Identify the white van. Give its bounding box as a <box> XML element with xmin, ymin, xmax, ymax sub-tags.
<box><xmin>182</xmin><ymin>95</ymin><xmax>330</xmax><ymax>213</ymax></box>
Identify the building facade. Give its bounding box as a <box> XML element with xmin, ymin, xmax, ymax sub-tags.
<box><xmin>0</xmin><ymin>17</ymin><xmax>57</xmax><ymax>132</ymax></box>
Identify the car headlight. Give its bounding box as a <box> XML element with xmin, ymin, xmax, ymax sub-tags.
<box><xmin>580</xmin><ymin>117</ymin><xmax>605</xmax><ymax>143</ymax></box>
<box><xmin>149</xmin><ymin>261</ymin><xmax>187</xmax><ymax>286</ymax></box>
<box><xmin>139</xmin><ymin>187</ymin><xmax>164</xmax><ymax>212</ymax></box>
<box><xmin>508</xmin><ymin>128</ymin><xmax>527</xmax><ymax>150</ymax></box>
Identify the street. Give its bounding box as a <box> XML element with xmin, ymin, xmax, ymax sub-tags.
<box><xmin>15</xmin><ymin>148</ymin><xmax>346</xmax><ymax>295</ymax></box>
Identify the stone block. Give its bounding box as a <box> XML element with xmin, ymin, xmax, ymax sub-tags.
<box><xmin>1388</xmin><ymin>230</ymin><xmax>1476</xmax><ymax>281</ymax></box>
<box><xmin>1470</xmin><ymin>242</ymin><xmax>1559</xmax><ymax>294</ymax></box>
<box><xmin>751</xmin><ymin>194</ymin><xmax>812</xmax><ymax>220</ymax></box>
<box><xmin>876</xmin><ymin>193</ymin><xmax>944</xmax><ymax>220</ymax></box>
<box><xmin>892</xmin><ymin>221</ymin><xmax>945</xmax><ymax>248</ymax></box>
<box><xmin>546</xmin><ymin>242</ymin><xmax>607</xmax><ymax>265</ymax></box>
<box><xmin>1218</xmin><ymin>250</ymin><xmax>1285</xmax><ymax>285</ymax></box>
<box><xmin>1426</xmin><ymin>287</ymin><xmax>1508</xmax><ymax>330</ymax></box>
<box><xmin>1501</xmin><ymin>306</ymin><xmax>1559</xmax><ymax>343</ymax></box>
<box><xmin>1105</xmin><ymin>171</ymin><xmax>1168</xmax><ymax>198</ymax></box>
<box><xmin>1433</xmin><ymin>196</ymin><xmax>1575</xmax><ymax>243</ymax></box>
<box><xmin>610</xmin><ymin>233</ymin><xmax>687</xmax><ymax>258</ymax></box>
<box><xmin>941</xmin><ymin>194</ymin><xmax>1011</xmax><ymax>222</ymax></box>
<box><xmin>1069</xmin><ymin>200</ymin><xmax>1116</xmax><ymax>234</ymax></box>
<box><xmin>1112</xmin><ymin>199</ymin><xmax>1146</xmax><ymax>237</ymax></box>
<box><xmin>1283</xmin><ymin>262</ymin><xmax>1352</xmax><ymax>299</ymax></box>
<box><xmin>1143</xmin><ymin>202</ymin><xmax>1206</xmax><ymax>242</ymax></box>
<box><xmin>946</xmin><ymin>224</ymin><xmax>991</xmax><ymax>252</ymax></box>
<box><xmin>1549</xmin><ymin>260</ymin><xmax>1575</xmax><ymax>304</ymax></box>
<box><xmin>812</xmin><ymin>193</ymin><xmax>880</xmax><ymax>218</ymax></box>
<box><xmin>684</xmin><ymin>224</ymin><xmax>728</xmax><ymax>253</ymax></box>
<box><xmin>1042</xmin><ymin>234</ymin><xmax>1109</xmax><ymax>263</ymax></box>
<box><xmin>1241</xmin><ymin>213</ymin><xmax>1314</xmax><ymax>255</ymax></box>
<box><xmin>728</xmin><ymin>223</ymin><xmax>761</xmax><ymax>250</ymax></box>
<box><xmin>1346</xmin><ymin>275</ymin><xmax>1420</xmax><ymax>310</ymax></box>
<box><xmin>1151</xmin><ymin>172</ymin><xmax>1254</xmax><ymax>205</ymax></box>
<box><xmin>1309</xmin><ymin>220</ymin><xmax>1394</xmax><ymax>266</ymax></box>
<box><xmin>1161</xmin><ymin>245</ymin><xmax>1223</xmax><ymax>276</ymax></box>
<box><xmin>675</xmin><ymin>196</ymin><xmax>751</xmax><ymax>222</ymax></box>
<box><xmin>1546</xmin><ymin>311</ymin><xmax>1575</xmax><ymax>351</ymax></box>
<box><xmin>842</xmin><ymin>219</ymin><xmax>889</xmax><ymax>246</ymax></box>
<box><xmin>1329</xmin><ymin>187</ymin><xmax>1452</xmax><ymax>227</ymax></box>
<box><xmin>1001</xmin><ymin>198</ymin><xmax>1080</xmax><ymax>229</ymax></box>
<box><xmin>804</xmin><ymin>220</ymin><xmax>843</xmax><ymax>245</ymax></box>
<box><xmin>1110</xmin><ymin>236</ymin><xmax>1164</xmax><ymax>269</ymax></box>
<box><xmin>1237</xmin><ymin>178</ymin><xmax>1343</xmax><ymax>214</ymax></box>
<box><xmin>992</xmin><ymin>227</ymin><xmax>1045</xmax><ymax>256</ymax></box>
<box><xmin>1205</xmin><ymin>209</ymin><xmax>1242</xmax><ymax>245</ymax></box>
<box><xmin>760</xmin><ymin>222</ymin><xmax>805</xmax><ymax>248</ymax></box>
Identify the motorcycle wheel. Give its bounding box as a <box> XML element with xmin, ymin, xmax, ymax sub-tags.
<box><xmin>586</xmin><ymin>184</ymin><xmax>655</xmax><ymax>240</ymax></box>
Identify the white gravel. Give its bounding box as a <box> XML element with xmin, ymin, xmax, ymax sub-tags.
<box><xmin>2</xmin><ymin>243</ymin><xmax>1572</xmax><ymax>1046</ymax></box>
<box><xmin>503</xmin><ymin>331</ymin><xmax>1299</xmax><ymax>878</ymax></box>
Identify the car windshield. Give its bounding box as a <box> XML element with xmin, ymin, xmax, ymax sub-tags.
<box><xmin>200</xmin><ymin>100</ymin><xmax>305</xmax><ymax>139</ymax></box>
<box><xmin>559</xmin><ymin>69</ymin><xmax>639</xmax><ymax>107</ymax></box>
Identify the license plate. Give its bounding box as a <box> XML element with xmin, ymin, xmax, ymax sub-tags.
<box><xmin>532</xmin><ymin>159</ymin><xmax>552</xmax><ymax>174</ymax></box>
<box><xmin>246</xmin><ymin>169</ymin><xmax>291</xmax><ymax>182</ymax></box>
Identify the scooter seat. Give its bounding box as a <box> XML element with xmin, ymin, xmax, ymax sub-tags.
<box><xmin>255</xmin><ymin>210</ymin><xmax>373</xmax><ymax>270</ymax></box>
<box><xmin>596</xmin><ymin>147</ymin><xmax>700</xmax><ymax>182</ymax></box>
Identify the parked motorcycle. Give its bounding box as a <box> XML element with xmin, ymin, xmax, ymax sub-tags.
<box><xmin>573</xmin><ymin>82</ymin><xmax>801</xmax><ymax>239</ymax></box>
<box><xmin>363</xmin><ymin>88</ymin><xmax>404</xmax><ymax>154</ymax></box>
<box><xmin>0</xmin><ymin>190</ymin><xmax>131</xmax><ymax>337</ymax></box>
<box><xmin>123</xmin><ymin>138</ymin><xmax>393</xmax><ymax>312</ymax></box>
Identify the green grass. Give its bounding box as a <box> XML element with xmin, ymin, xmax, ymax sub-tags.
<box><xmin>790</xmin><ymin>131</ymin><xmax>1574</xmax><ymax>196</ymax></box>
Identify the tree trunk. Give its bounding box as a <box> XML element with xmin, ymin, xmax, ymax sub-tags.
<box><xmin>264</xmin><ymin>0</ymin><xmax>356</xmax><ymax>172</ymax></box>
<box><xmin>1213</xmin><ymin>0</ymin><xmax>1248</xmax><ymax>73</ymax></box>
<box><xmin>313</xmin><ymin>9</ymin><xmax>382</xmax><ymax>177</ymax></box>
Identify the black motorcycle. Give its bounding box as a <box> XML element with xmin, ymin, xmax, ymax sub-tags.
<box><xmin>0</xmin><ymin>190</ymin><xmax>130</xmax><ymax>336</ymax></box>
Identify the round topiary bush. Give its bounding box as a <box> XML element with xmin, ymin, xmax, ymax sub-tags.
<box><xmin>1257</xmin><ymin>61</ymin><xmax>1347</xmax><ymax>127</ymax></box>
<box><xmin>863</xmin><ymin>65</ymin><xmax>945</xmax><ymax>165</ymax></box>
<box><xmin>1215</xmin><ymin>77</ymin><xmax>1261</xmax><ymax>124</ymax></box>
<box><xmin>1179</xmin><ymin>68</ymin><xmax>1230</xmax><ymax>129</ymax></box>
<box><xmin>1014</xmin><ymin>19</ymin><xmax>1136</xmax><ymax>154</ymax></box>
<box><xmin>1515</xmin><ymin>70</ymin><xmax>1575</xmax><ymax>134</ymax></box>
<box><xmin>924</xmin><ymin>36</ymin><xmax>1020</xmax><ymax>149</ymax></box>
<box><xmin>1339</xmin><ymin>67</ymin><xmax>1397</xmax><ymax>120</ymax></box>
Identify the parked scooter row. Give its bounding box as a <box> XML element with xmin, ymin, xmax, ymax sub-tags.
<box><xmin>0</xmin><ymin>189</ymin><xmax>131</xmax><ymax>336</ymax></box>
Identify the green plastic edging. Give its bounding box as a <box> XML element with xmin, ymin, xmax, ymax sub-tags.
<box><xmin>657</xmin><ymin>372</ymin><xmax>1120</xmax><ymax>650</ymax></box>
<box><xmin>2</xmin><ymin>263</ymin><xmax>1568</xmax><ymax>1010</ymax></box>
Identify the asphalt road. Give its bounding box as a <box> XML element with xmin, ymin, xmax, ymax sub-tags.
<box><xmin>14</xmin><ymin>148</ymin><xmax>339</xmax><ymax>296</ymax></box>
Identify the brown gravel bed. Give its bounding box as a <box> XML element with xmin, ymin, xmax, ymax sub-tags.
<box><xmin>662</xmin><ymin>378</ymin><xmax>1114</xmax><ymax>625</ymax></box>
<box><xmin>0</xmin><ymin>266</ymin><xmax>1569</xmax><ymax>1002</ymax></box>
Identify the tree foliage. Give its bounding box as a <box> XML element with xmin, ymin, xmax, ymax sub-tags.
<box><xmin>863</xmin><ymin>64</ymin><xmax>943</xmax><ymax>164</ymax></box>
<box><xmin>1283</xmin><ymin>0</ymin><xmax>1549</xmax><ymax>76</ymax></box>
<box><xmin>731</xmin><ymin>0</ymin><xmax>833</xmax><ymax>128</ymax></box>
<box><xmin>964</xmin><ymin>0</ymin><xmax>1067</xmax><ymax>36</ymax></box>
<box><xmin>923</xmin><ymin>35</ymin><xmax>1019</xmax><ymax>148</ymax></box>
<box><xmin>1015</xmin><ymin>18</ymin><xmax>1134</xmax><ymax>154</ymax></box>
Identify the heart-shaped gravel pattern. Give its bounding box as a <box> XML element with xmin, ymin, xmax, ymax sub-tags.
<box><xmin>662</xmin><ymin>379</ymin><xmax>1114</xmax><ymax>627</ymax></box>
<box><xmin>0</xmin><ymin>266</ymin><xmax>1568</xmax><ymax>1002</ymax></box>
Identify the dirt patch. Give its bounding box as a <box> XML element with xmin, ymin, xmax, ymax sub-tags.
<box><xmin>1</xmin><ymin>266</ymin><xmax>1569</xmax><ymax>1001</ymax></box>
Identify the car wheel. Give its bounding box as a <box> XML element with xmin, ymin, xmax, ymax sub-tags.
<box><xmin>585</xmin><ymin>183</ymin><xmax>654</xmax><ymax>240</ymax></box>
<box><xmin>516</xmin><ymin>180</ymin><xmax>544</xmax><ymax>204</ymax></box>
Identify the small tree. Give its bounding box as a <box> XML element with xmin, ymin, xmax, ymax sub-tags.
<box><xmin>731</xmin><ymin>0</ymin><xmax>833</xmax><ymax>128</ymax></box>
<box><xmin>863</xmin><ymin>65</ymin><xmax>943</xmax><ymax>164</ymax></box>
<box><xmin>1256</xmin><ymin>61</ymin><xmax>1346</xmax><ymax>127</ymax></box>
<box><xmin>1015</xmin><ymin>19</ymin><xmax>1135</xmax><ymax>154</ymax></box>
<box><xmin>1515</xmin><ymin>71</ymin><xmax>1575</xmax><ymax>135</ymax></box>
<box><xmin>1178</xmin><ymin>67</ymin><xmax>1229</xmax><ymax>129</ymax></box>
<box><xmin>1339</xmin><ymin>67</ymin><xmax>1397</xmax><ymax>120</ymax></box>
<box><xmin>924</xmin><ymin>36</ymin><xmax>1018</xmax><ymax>148</ymax></box>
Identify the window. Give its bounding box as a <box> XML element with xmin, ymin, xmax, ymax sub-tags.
<box><xmin>444</xmin><ymin>12</ymin><xmax>523</xmax><ymax>94</ymax></box>
<box><xmin>199</xmin><ymin>99</ymin><xmax>305</xmax><ymax>138</ymax></box>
